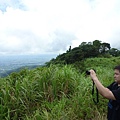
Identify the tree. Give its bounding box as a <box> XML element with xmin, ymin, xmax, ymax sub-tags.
<box><xmin>100</xmin><ymin>42</ymin><xmax>111</xmax><ymax>54</ymax></box>
<box><xmin>109</xmin><ymin>48</ymin><xmax>120</xmax><ymax>57</ymax></box>
<box><xmin>93</xmin><ymin>40</ymin><xmax>102</xmax><ymax>55</ymax></box>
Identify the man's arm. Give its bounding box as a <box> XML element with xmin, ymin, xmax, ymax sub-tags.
<box><xmin>89</xmin><ymin>69</ymin><xmax>116</xmax><ymax>100</ymax></box>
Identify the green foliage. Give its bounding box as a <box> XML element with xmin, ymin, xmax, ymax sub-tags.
<box><xmin>46</xmin><ymin>40</ymin><xmax>120</xmax><ymax>65</ymax></box>
<box><xmin>0</xmin><ymin>65</ymin><xmax>79</xmax><ymax>119</ymax></box>
<box><xmin>1</xmin><ymin>57</ymin><xmax>120</xmax><ymax>119</ymax></box>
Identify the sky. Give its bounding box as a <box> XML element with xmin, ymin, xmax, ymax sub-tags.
<box><xmin>0</xmin><ymin>0</ymin><xmax>120</xmax><ymax>55</ymax></box>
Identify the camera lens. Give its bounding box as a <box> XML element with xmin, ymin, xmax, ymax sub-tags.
<box><xmin>86</xmin><ymin>70</ymin><xmax>90</xmax><ymax>75</ymax></box>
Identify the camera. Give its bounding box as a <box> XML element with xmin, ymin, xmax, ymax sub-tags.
<box><xmin>86</xmin><ymin>69</ymin><xmax>96</xmax><ymax>75</ymax></box>
<box><xmin>86</xmin><ymin>70</ymin><xmax>90</xmax><ymax>75</ymax></box>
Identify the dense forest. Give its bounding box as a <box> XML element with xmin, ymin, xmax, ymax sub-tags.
<box><xmin>46</xmin><ymin>40</ymin><xmax>120</xmax><ymax>65</ymax></box>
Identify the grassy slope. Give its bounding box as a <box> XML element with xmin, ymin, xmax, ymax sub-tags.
<box><xmin>0</xmin><ymin>57</ymin><xmax>120</xmax><ymax>120</ymax></box>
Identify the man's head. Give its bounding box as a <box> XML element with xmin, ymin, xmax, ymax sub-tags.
<box><xmin>114</xmin><ymin>65</ymin><xmax>120</xmax><ymax>84</ymax></box>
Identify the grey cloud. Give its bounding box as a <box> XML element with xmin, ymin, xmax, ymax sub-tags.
<box><xmin>2</xmin><ymin>29</ymin><xmax>77</xmax><ymax>54</ymax></box>
<box><xmin>0</xmin><ymin>29</ymin><xmax>48</xmax><ymax>54</ymax></box>
<box><xmin>47</xmin><ymin>29</ymin><xmax>77</xmax><ymax>52</ymax></box>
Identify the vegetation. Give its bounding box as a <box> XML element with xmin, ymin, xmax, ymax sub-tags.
<box><xmin>46</xmin><ymin>40</ymin><xmax>120</xmax><ymax>65</ymax></box>
<box><xmin>1</xmin><ymin>56</ymin><xmax>120</xmax><ymax>120</ymax></box>
<box><xmin>1</xmin><ymin>39</ymin><xmax>120</xmax><ymax>119</ymax></box>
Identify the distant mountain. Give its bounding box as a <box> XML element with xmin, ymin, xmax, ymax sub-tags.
<box><xmin>0</xmin><ymin>54</ymin><xmax>57</xmax><ymax>77</ymax></box>
<box><xmin>0</xmin><ymin>64</ymin><xmax>43</xmax><ymax>77</ymax></box>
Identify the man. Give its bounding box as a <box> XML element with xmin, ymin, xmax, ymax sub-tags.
<box><xmin>89</xmin><ymin>65</ymin><xmax>120</xmax><ymax>120</ymax></box>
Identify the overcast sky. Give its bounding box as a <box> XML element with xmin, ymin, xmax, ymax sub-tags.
<box><xmin>0</xmin><ymin>0</ymin><xmax>120</xmax><ymax>55</ymax></box>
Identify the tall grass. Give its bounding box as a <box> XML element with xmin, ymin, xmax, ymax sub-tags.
<box><xmin>0</xmin><ymin>57</ymin><xmax>120</xmax><ymax>120</ymax></box>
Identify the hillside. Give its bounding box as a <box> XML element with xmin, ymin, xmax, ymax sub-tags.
<box><xmin>0</xmin><ymin>56</ymin><xmax>120</xmax><ymax>120</ymax></box>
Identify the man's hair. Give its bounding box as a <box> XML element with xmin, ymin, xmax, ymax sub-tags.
<box><xmin>114</xmin><ymin>65</ymin><xmax>120</xmax><ymax>72</ymax></box>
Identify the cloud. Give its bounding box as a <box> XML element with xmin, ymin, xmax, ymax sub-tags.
<box><xmin>48</xmin><ymin>29</ymin><xmax>77</xmax><ymax>52</ymax></box>
<box><xmin>0</xmin><ymin>0</ymin><xmax>120</xmax><ymax>55</ymax></box>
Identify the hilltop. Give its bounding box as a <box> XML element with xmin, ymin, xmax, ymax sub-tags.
<box><xmin>46</xmin><ymin>40</ymin><xmax>120</xmax><ymax>66</ymax></box>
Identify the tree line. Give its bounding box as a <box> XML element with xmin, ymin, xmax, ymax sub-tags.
<box><xmin>46</xmin><ymin>40</ymin><xmax>120</xmax><ymax>65</ymax></box>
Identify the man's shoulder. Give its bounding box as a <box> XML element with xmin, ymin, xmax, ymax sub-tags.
<box><xmin>107</xmin><ymin>82</ymin><xmax>117</xmax><ymax>90</ymax></box>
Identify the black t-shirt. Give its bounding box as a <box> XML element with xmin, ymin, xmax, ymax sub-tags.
<box><xmin>107</xmin><ymin>82</ymin><xmax>120</xmax><ymax>120</ymax></box>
